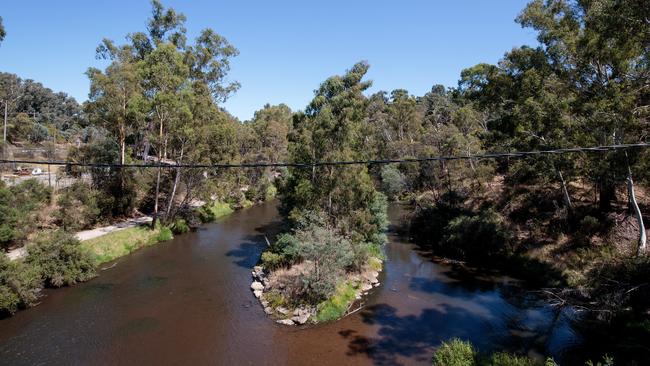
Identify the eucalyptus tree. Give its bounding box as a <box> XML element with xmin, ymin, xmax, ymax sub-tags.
<box><xmin>87</xmin><ymin>1</ymin><xmax>240</xmax><ymax>226</ymax></box>
<box><xmin>0</xmin><ymin>16</ymin><xmax>5</xmax><ymax>46</ymax></box>
<box><xmin>515</xmin><ymin>0</ymin><xmax>649</xmax><ymax>211</ymax></box>
<box><xmin>282</xmin><ymin>62</ymin><xmax>387</xmax><ymax>245</ymax></box>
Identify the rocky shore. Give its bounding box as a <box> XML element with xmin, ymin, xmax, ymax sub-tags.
<box><xmin>250</xmin><ymin>262</ymin><xmax>382</xmax><ymax>326</ymax></box>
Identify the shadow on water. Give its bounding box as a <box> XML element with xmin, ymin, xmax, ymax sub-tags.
<box><xmin>225</xmin><ymin>220</ymin><xmax>283</xmax><ymax>269</ymax></box>
<box><xmin>340</xmin><ymin>299</ymin><xmax>577</xmax><ymax>366</ymax></box>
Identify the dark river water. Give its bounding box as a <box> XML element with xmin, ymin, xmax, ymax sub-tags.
<box><xmin>0</xmin><ymin>202</ymin><xmax>581</xmax><ymax>365</ymax></box>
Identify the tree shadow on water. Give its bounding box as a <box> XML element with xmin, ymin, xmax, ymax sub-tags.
<box><xmin>225</xmin><ymin>220</ymin><xmax>282</xmax><ymax>269</ymax></box>
<box><xmin>339</xmin><ymin>300</ymin><xmax>552</xmax><ymax>366</ymax></box>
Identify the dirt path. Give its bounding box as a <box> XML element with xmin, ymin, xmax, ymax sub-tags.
<box><xmin>5</xmin><ymin>216</ymin><xmax>153</xmax><ymax>261</ymax></box>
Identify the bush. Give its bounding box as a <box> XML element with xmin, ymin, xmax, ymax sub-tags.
<box><xmin>26</xmin><ymin>231</ymin><xmax>96</xmax><ymax>287</ymax></box>
<box><xmin>170</xmin><ymin>219</ymin><xmax>190</xmax><ymax>235</ymax></box>
<box><xmin>55</xmin><ymin>182</ymin><xmax>101</xmax><ymax>231</ymax></box>
<box><xmin>381</xmin><ymin>165</ymin><xmax>407</xmax><ymax>200</ymax></box>
<box><xmin>485</xmin><ymin>352</ymin><xmax>536</xmax><ymax>366</ymax></box>
<box><xmin>156</xmin><ymin>227</ymin><xmax>173</xmax><ymax>242</ymax></box>
<box><xmin>260</xmin><ymin>251</ymin><xmax>285</xmax><ymax>269</ymax></box>
<box><xmin>300</xmin><ymin>225</ymin><xmax>354</xmax><ymax>302</ymax></box>
<box><xmin>432</xmin><ymin>339</ymin><xmax>542</xmax><ymax>366</ymax></box>
<box><xmin>315</xmin><ymin>281</ymin><xmax>357</xmax><ymax>322</ymax></box>
<box><xmin>197</xmin><ymin>201</ymin><xmax>233</xmax><ymax>223</ymax></box>
<box><xmin>0</xmin><ymin>179</ymin><xmax>52</xmax><ymax>249</ymax></box>
<box><xmin>441</xmin><ymin>209</ymin><xmax>510</xmax><ymax>261</ymax></box>
<box><xmin>0</xmin><ymin>254</ymin><xmax>42</xmax><ymax>316</ymax></box>
<box><xmin>432</xmin><ymin>338</ymin><xmax>477</xmax><ymax>366</ymax></box>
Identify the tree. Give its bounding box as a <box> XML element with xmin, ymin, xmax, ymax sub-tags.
<box><xmin>279</xmin><ymin>62</ymin><xmax>388</xmax><ymax>270</ymax></box>
<box><xmin>0</xmin><ymin>16</ymin><xmax>5</xmax><ymax>46</ymax></box>
<box><xmin>86</xmin><ymin>50</ymin><xmax>144</xmax><ymax>165</ymax></box>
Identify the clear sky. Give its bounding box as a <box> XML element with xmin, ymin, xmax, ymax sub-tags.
<box><xmin>0</xmin><ymin>1</ymin><xmax>538</xmax><ymax>121</ymax></box>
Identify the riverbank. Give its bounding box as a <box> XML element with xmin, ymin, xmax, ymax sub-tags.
<box><xmin>0</xmin><ymin>200</ymin><xmax>240</xmax><ymax>317</ymax></box>
<box><xmin>0</xmin><ymin>202</ymin><xmax>588</xmax><ymax>365</ymax></box>
<box><xmin>408</xmin><ymin>180</ymin><xmax>650</xmax><ymax>363</ymax></box>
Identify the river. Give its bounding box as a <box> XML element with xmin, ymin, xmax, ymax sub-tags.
<box><xmin>0</xmin><ymin>202</ymin><xmax>581</xmax><ymax>365</ymax></box>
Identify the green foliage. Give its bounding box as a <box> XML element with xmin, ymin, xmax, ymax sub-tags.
<box><xmin>381</xmin><ymin>165</ymin><xmax>407</xmax><ymax>200</ymax></box>
<box><xmin>0</xmin><ymin>16</ymin><xmax>5</xmax><ymax>45</ymax></box>
<box><xmin>197</xmin><ymin>201</ymin><xmax>233</xmax><ymax>223</ymax></box>
<box><xmin>585</xmin><ymin>355</ymin><xmax>614</xmax><ymax>366</ymax></box>
<box><xmin>55</xmin><ymin>182</ymin><xmax>101</xmax><ymax>231</ymax></box>
<box><xmin>485</xmin><ymin>353</ymin><xmax>537</xmax><ymax>366</ymax></box>
<box><xmin>432</xmin><ymin>338</ymin><xmax>477</xmax><ymax>366</ymax></box>
<box><xmin>432</xmin><ymin>339</ymin><xmax>544</xmax><ymax>366</ymax></box>
<box><xmin>26</xmin><ymin>231</ymin><xmax>96</xmax><ymax>288</ymax></box>
<box><xmin>441</xmin><ymin>209</ymin><xmax>510</xmax><ymax>261</ymax></box>
<box><xmin>260</xmin><ymin>251</ymin><xmax>285</xmax><ymax>270</ymax></box>
<box><xmin>0</xmin><ymin>180</ymin><xmax>51</xmax><ymax>249</ymax></box>
<box><xmin>315</xmin><ymin>281</ymin><xmax>357</xmax><ymax>323</ymax></box>
<box><xmin>0</xmin><ymin>254</ymin><xmax>42</xmax><ymax>316</ymax></box>
<box><xmin>292</xmin><ymin>220</ymin><xmax>355</xmax><ymax>303</ymax></box>
<box><xmin>156</xmin><ymin>227</ymin><xmax>173</xmax><ymax>242</ymax></box>
<box><xmin>170</xmin><ymin>219</ymin><xmax>190</xmax><ymax>234</ymax></box>
<box><xmin>264</xmin><ymin>289</ymin><xmax>287</xmax><ymax>309</ymax></box>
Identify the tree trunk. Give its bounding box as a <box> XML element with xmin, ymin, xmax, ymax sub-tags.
<box><xmin>627</xmin><ymin>176</ymin><xmax>647</xmax><ymax>253</ymax></box>
<box><xmin>151</xmin><ymin>117</ymin><xmax>164</xmax><ymax>230</ymax></box>
<box><xmin>557</xmin><ymin>169</ymin><xmax>572</xmax><ymax>209</ymax></box>
<box><xmin>152</xmin><ymin>166</ymin><xmax>162</xmax><ymax>230</ymax></box>
<box><xmin>165</xmin><ymin>143</ymin><xmax>184</xmax><ymax>223</ymax></box>
<box><xmin>598</xmin><ymin>180</ymin><xmax>616</xmax><ymax>212</ymax></box>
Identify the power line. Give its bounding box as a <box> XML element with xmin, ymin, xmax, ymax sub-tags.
<box><xmin>1</xmin><ymin>142</ymin><xmax>649</xmax><ymax>170</ymax></box>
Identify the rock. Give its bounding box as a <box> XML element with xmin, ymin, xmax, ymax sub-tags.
<box><xmin>361</xmin><ymin>283</ymin><xmax>373</xmax><ymax>292</ymax></box>
<box><xmin>292</xmin><ymin>313</ymin><xmax>310</xmax><ymax>325</ymax></box>
<box><xmin>264</xmin><ymin>307</ymin><xmax>274</xmax><ymax>315</ymax></box>
<box><xmin>276</xmin><ymin>306</ymin><xmax>289</xmax><ymax>315</ymax></box>
<box><xmin>355</xmin><ymin>294</ymin><xmax>361</xmax><ymax>300</ymax></box>
<box><xmin>261</xmin><ymin>300</ymin><xmax>269</xmax><ymax>307</ymax></box>
<box><xmin>293</xmin><ymin>308</ymin><xmax>301</xmax><ymax>316</ymax></box>
<box><xmin>251</xmin><ymin>281</ymin><xmax>264</xmax><ymax>291</ymax></box>
<box><xmin>277</xmin><ymin>319</ymin><xmax>294</xmax><ymax>326</ymax></box>
<box><xmin>253</xmin><ymin>290</ymin><xmax>262</xmax><ymax>298</ymax></box>
<box><xmin>253</xmin><ymin>266</ymin><xmax>263</xmax><ymax>273</ymax></box>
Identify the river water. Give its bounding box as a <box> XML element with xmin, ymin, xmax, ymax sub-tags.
<box><xmin>0</xmin><ymin>202</ymin><xmax>581</xmax><ymax>365</ymax></box>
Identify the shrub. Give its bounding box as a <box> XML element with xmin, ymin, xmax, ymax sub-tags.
<box><xmin>156</xmin><ymin>227</ymin><xmax>173</xmax><ymax>242</ymax></box>
<box><xmin>198</xmin><ymin>201</ymin><xmax>233</xmax><ymax>223</ymax></box>
<box><xmin>170</xmin><ymin>219</ymin><xmax>190</xmax><ymax>235</ymax></box>
<box><xmin>381</xmin><ymin>165</ymin><xmax>407</xmax><ymax>200</ymax></box>
<box><xmin>315</xmin><ymin>281</ymin><xmax>357</xmax><ymax>323</ymax></box>
<box><xmin>265</xmin><ymin>184</ymin><xmax>277</xmax><ymax>201</ymax></box>
<box><xmin>293</xmin><ymin>223</ymin><xmax>354</xmax><ymax>303</ymax></box>
<box><xmin>0</xmin><ymin>179</ymin><xmax>51</xmax><ymax>248</ymax></box>
<box><xmin>441</xmin><ymin>209</ymin><xmax>510</xmax><ymax>261</ymax></box>
<box><xmin>0</xmin><ymin>254</ymin><xmax>42</xmax><ymax>316</ymax></box>
<box><xmin>260</xmin><ymin>251</ymin><xmax>285</xmax><ymax>269</ymax></box>
<box><xmin>432</xmin><ymin>338</ymin><xmax>477</xmax><ymax>366</ymax></box>
<box><xmin>26</xmin><ymin>231</ymin><xmax>96</xmax><ymax>287</ymax></box>
<box><xmin>485</xmin><ymin>352</ymin><xmax>537</xmax><ymax>366</ymax></box>
<box><xmin>55</xmin><ymin>182</ymin><xmax>101</xmax><ymax>231</ymax></box>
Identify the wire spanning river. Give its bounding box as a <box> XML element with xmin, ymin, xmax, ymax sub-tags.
<box><xmin>0</xmin><ymin>202</ymin><xmax>581</xmax><ymax>365</ymax></box>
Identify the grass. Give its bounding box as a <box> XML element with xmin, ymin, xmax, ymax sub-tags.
<box><xmin>315</xmin><ymin>281</ymin><xmax>358</xmax><ymax>323</ymax></box>
<box><xmin>81</xmin><ymin>225</ymin><xmax>172</xmax><ymax>264</ymax></box>
<box><xmin>199</xmin><ymin>201</ymin><xmax>234</xmax><ymax>222</ymax></box>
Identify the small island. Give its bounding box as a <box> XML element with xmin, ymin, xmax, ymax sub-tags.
<box><xmin>248</xmin><ymin>63</ymin><xmax>390</xmax><ymax>324</ymax></box>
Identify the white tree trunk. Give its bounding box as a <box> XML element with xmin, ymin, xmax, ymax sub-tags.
<box><xmin>627</xmin><ymin>176</ymin><xmax>646</xmax><ymax>253</ymax></box>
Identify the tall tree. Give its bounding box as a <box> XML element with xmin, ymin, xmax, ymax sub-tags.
<box><xmin>0</xmin><ymin>16</ymin><xmax>6</xmax><ymax>46</ymax></box>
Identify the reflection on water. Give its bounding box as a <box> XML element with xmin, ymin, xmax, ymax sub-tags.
<box><xmin>0</xmin><ymin>202</ymin><xmax>581</xmax><ymax>366</ymax></box>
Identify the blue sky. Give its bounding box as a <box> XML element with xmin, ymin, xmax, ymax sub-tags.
<box><xmin>0</xmin><ymin>1</ymin><xmax>538</xmax><ymax>121</ymax></box>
